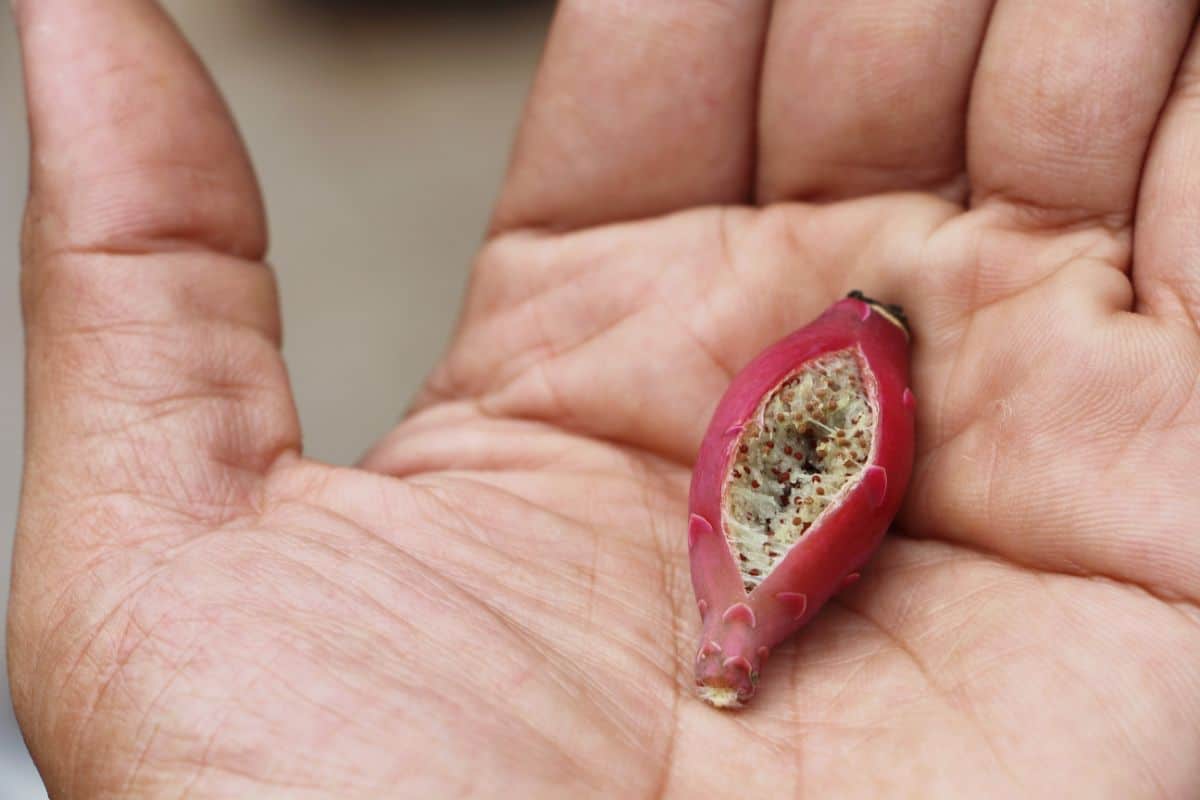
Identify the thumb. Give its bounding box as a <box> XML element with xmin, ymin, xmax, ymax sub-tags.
<box><xmin>15</xmin><ymin>0</ymin><xmax>300</xmax><ymax>541</ymax></box>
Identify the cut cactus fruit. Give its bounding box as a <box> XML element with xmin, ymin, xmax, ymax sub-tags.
<box><xmin>688</xmin><ymin>291</ymin><xmax>915</xmax><ymax>708</ymax></box>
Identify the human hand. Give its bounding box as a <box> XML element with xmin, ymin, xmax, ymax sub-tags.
<box><xmin>10</xmin><ymin>1</ymin><xmax>1200</xmax><ymax>797</ymax></box>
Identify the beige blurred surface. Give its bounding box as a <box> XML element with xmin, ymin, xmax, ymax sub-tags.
<box><xmin>0</xmin><ymin>2</ymin><xmax>549</xmax><ymax>795</ymax></box>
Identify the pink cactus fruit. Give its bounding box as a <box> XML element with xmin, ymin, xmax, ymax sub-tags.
<box><xmin>688</xmin><ymin>291</ymin><xmax>915</xmax><ymax>708</ymax></box>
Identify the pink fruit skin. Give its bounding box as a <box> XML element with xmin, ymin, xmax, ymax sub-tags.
<box><xmin>688</xmin><ymin>295</ymin><xmax>914</xmax><ymax>707</ymax></box>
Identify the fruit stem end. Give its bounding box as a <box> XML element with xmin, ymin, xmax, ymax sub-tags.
<box><xmin>697</xmin><ymin>685</ymin><xmax>744</xmax><ymax>710</ymax></box>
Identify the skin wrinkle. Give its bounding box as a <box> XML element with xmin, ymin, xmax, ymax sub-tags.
<box><xmin>937</xmin><ymin>637</ymin><xmax>1044</xmax><ymax>697</ymax></box>
<box><xmin>1032</xmin><ymin>573</ymin><xmax>1173</xmax><ymax>800</ymax></box>
<box><xmin>43</xmin><ymin>543</ymin><xmax>192</xmax><ymax>722</ymax></box>
<box><xmin>1160</xmin><ymin>283</ymin><xmax>1200</xmax><ymax>333</ymax></box>
<box><xmin>25</xmin><ymin>256</ymin><xmax>283</xmax><ymax>350</ymax></box>
<box><xmin>138</xmin><ymin>686</ymin><xmax>283</xmax><ymax>796</ymax></box>
<box><xmin>476</xmin><ymin>446</ymin><xmax>688</xmax><ymax>501</ymax></box>
<box><xmin>715</xmin><ymin>206</ymin><xmax>736</xmax><ymax>303</ymax></box>
<box><xmin>13</xmin><ymin>0</ymin><xmax>1200</xmax><ymax>795</ymax></box>
<box><xmin>970</xmin><ymin>191</ymin><xmax>1138</xmax><ymax>236</ymax></box>
<box><xmin>648</xmin><ymin>459</ymin><xmax>683</xmax><ymax>800</ymax></box>
<box><xmin>915</xmin><ymin>577</ymin><xmax>1018</xmax><ymax>649</ymax></box>
<box><xmin>254</xmin><ymin>534</ymin><xmax>426</xmax><ymax>647</ymax></box>
<box><xmin>43</xmin><ymin>525</ymin><xmax>348</xmax><ymax>796</ymax></box>
<box><xmin>470</xmin><ymin>228</ymin><xmax>609</xmax><ymax>318</ymax></box>
<box><xmin>869</xmin><ymin>539</ymin><xmax>981</xmax><ymax>577</ymax></box>
<box><xmin>67</xmin><ymin>390</ymin><xmax>271</xmax><ymax>438</ymax></box>
<box><xmin>25</xmin><ymin>191</ymin><xmax>266</xmax><ymax>267</ymax></box>
<box><xmin>1172</xmin><ymin>600</ymin><xmax>1200</xmax><ymax>635</ymax></box>
<box><xmin>756</xmin><ymin>0</ymin><xmax>997</xmax><ymax>204</ymax></box>
<box><xmin>1138</xmin><ymin>44</ymin><xmax>1200</xmax><ymax>325</ymax></box>
<box><xmin>480</xmin><ymin>353</ymin><xmax>574</xmax><ymax>432</ymax></box>
<box><xmin>1142</xmin><ymin>366</ymin><xmax>1200</xmax><ymax>433</ymax></box>
<box><xmin>66</xmin><ymin>590</ymin><xmax>213</xmax><ymax>797</ymax></box>
<box><xmin>167</xmin><ymin>756</ymin><xmax>337</xmax><ymax>799</ymax></box>
<box><xmin>374</xmin><ymin>445</ymin><xmax>644</xmax><ymax>495</ymax></box>
<box><xmin>32</xmin><ymin>455</ymin><xmax>681</xmax><ymax>796</ymax></box>
<box><xmin>979</xmin><ymin>415</ymin><xmax>1003</xmax><ymax>544</ymax></box>
<box><xmin>258</xmin><ymin>503</ymin><xmax>468</xmax><ymax>624</ymax></box>
<box><xmin>389</xmin><ymin>481</ymin><xmax>677</xmax><ymax>754</ymax></box>
<box><xmin>396</xmin><ymin>473</ymin><xmax>636</xmax><ymax>561</ymax></box>
<box><xmin>121</xmin><ymin>531</ymin><xmax>539</xmax><ymax>796</ymax></box>
<box><xmin>916</xmin><ymin>412</ymin><xmax>1099</xmax><ymax>575</ymax></box>
<box><xmin>458</xmin><ymin>263</ymin><xmax>585</xmax><ymax>357</ymax></box>
<box><xmin>901</xmin><ymin>521</ymin><xmax>1200</xmax><ymax>613</ymax></box>
<box><xmin>113</xmin><ymin>441</ymin><xmax>246</xmax><ymax>530</ymax></box>
<box><xmin>930</xmin><ymin>307</ymin><xmax>979</xmax><ymax>454</ymax></box>
<box><xmin>624</xmin><ymin>446</ymin><xmax>691</xmax><ymax>558</ymax></box>
<box><xmin>834</xmin><ymin>601</ymin><xmax>1022</xmax><ymax>795</ymax></box>
<box><xmin>913</xmin><ymin>280</ymin><xmax>1060</xmax><ymax>481</ymax></box>
<box><xmin>668</xmin><ymin>288</ymin><xmax>739</xmax><ymax>391</ymax></box>
<box><xmin>467</xmin><ymin>602</ymin><xmax>638</xmax><ymax>789</ymax></box>
<box><xmin>961</xmin><ymin>234</ymin><xmax>1129</xmax><ymax>316</ymax></box>
<box><xmin>121</xmin><ymin>719</ymin><xmax>163</xmax><ymax>800</ymax></box>
<box><xmin>644</xmin><ymin>212</ymin><xmax>742</xmax><ymax>390</ymax></box>
<box><xmin>480</xmin><ymin>198</ymin><xmax>951</xmax><ymax>467</ymax></box>
<box><xmin>259</xmin><ymin>626</ymin><xmax>449</xmax><ymax>725</ymax></box>
<box><xmin>278</xmin><ymin>479</ymin><xmax>675</xmax><ymax>746</ymax></box>
<box><xmin>498</xmin><ymin>275</ymin><xmax>640</xmax><ymax>385</ymax></box>
<box><xmin>522</xmin><ymin>296</ymin><xmax>652</xmax><ymax>388</ymax></box>
<box><xmin>117</xmin><ymin>614</ymin><xmax>252</xmax><ymax>797</ymax></box>
<box><xmin>780</xmin><ymin>206</ymin><xmax>837</xmax><ymax>303</ymax></box>
<box><xmin>39</xmin><ymin>235</ymin><xmax>261</xmax><ymax>261</ymax></box>
<box><xmin>33</xmin><ymin>367</ymin><xmax>291</xmax><ymax>506</ymax></box>
<box><xmin>820</xmin><ymin>644</ymin><xmax>878</xmax><ymax>711</ymax></box>
<box><xmin>474</xmin><ymin>373</ymin><xmax>701</xmax><ymax>471</ymax></box>
<box><xmin>352</xmin><ymin>383</ymin><xmax>1200</xmax><ymax>791</ymax></box>
<box><xmin>254</xmin><ymin>659</ymin><xmax>377</xmax><ymax>741</ymax></box>
<box><xmin>441</xmin><ymin>201</ymin><xmax>944</xmax><ymax>469</ymax></box>
<box><xmin>453</xmin><ymin>207</ymin><xmax>755</xmax><ymax>430</ymax></box>
<box><xmin>32</xmin><ymin>347</ymin><xmax>280</xmax><ymax>417</ymax></box>
<box><xmin>944</xmin><ymin>682</ymin><xmax>1027</xmax><ymax>798</ymax></box>
<box><xmin>965</xmin><ymin>0</ymin><xmax>1199</xmax><ymax>235</ymax></box>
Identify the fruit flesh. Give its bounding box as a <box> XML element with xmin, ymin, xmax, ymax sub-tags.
<box><xmin>723</xmin><ymin>349</ymin><xmax>875</xmax><ymax>592</ymax></box>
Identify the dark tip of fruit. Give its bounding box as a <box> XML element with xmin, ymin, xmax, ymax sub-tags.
<box><xmin>846</xmin><ymin>290</ymin><xmax>910</xmax><ymax>335</ymax></box>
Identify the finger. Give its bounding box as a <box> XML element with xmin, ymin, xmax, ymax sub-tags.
<box><xmin>418</xmin><ymin>196</ymin><xmax>955</xmax><ymax>467</ymax></box>
<box><xmin>967</xmin><ymin>0</ymin><xmax>1196</xmax><ymax>232</ymax></box>
<box><xmin>16</xmin><ymin>0</ymin><xmax>266</xmax><ymax>261</ymax></box>
<box><xmin>16</xmin><ymin>0</ymin><xmax>299</xmax><ymax>520</ymax></box>
<box><xmin>1133</xmin><ymin>23</ymin><xmax>1200</xmax><ymax>323</ymax></box>
<box><xmin>490</xmin><ymin>0</ymin><xmax>771</xmax><ymax>234</ymax></box>
<box><xmin>757</xmin><ymin>0</ymin><xmax>994</xmax><ymax>203</ymax></box>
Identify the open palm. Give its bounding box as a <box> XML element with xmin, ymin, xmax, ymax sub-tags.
<box><xmin>11</xmin><ymin>1</ymin><xmax>1200</xmax><ymax>797</ymax></box>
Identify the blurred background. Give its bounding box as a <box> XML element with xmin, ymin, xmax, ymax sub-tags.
<box><xmin>0</xmin><ymin>1</ymin><xmax>551</xmax><ymax>795</ymax></box>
